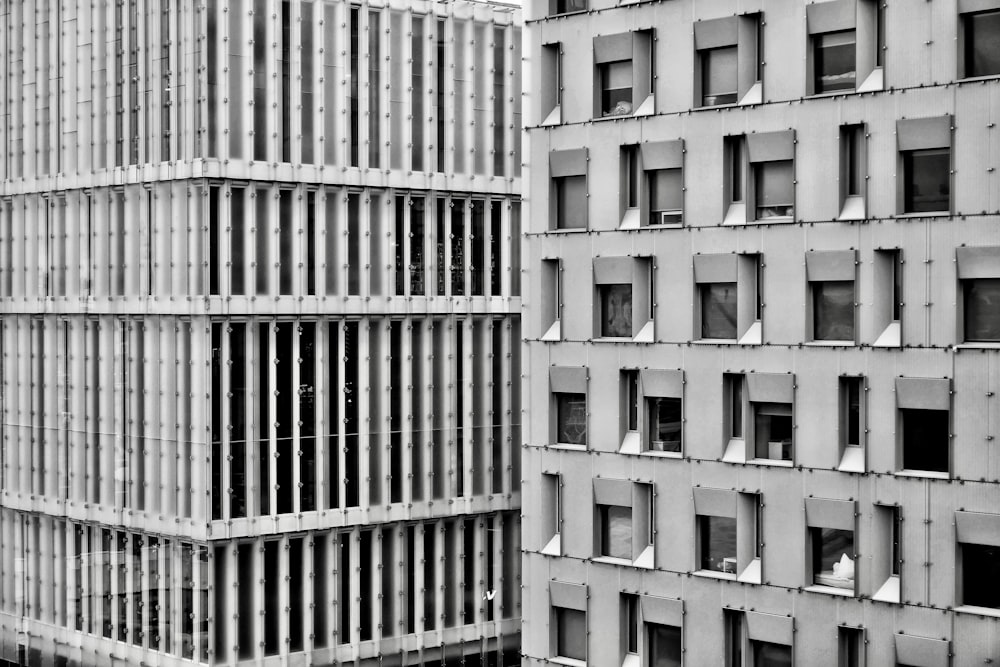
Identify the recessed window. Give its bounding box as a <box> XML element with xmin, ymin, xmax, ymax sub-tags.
<box><xmin>594</xmin><ymin>31</ymin><xmax>654</xmax><ymax>119</ymax></box>
<box><xmin>726</xmin><ymin>373</ymin><xmax>745</xmax><ymax>440</ymax></box>
<box><xmin>727</xmin><ymin>132</ymin><xmax>795</xmax><ymax>224</ymax></box>
<box><xmin>622</xmin><ymin>141</ymin><xmax>685</xmax><ymax>229</ymax></box>
<box><xmin>648</xmin><ymin>397</ymin><xmax>682</xmax><ymax>453</ymax></box>
<box><xmin>623</xmin><ymin>146</ymin><xmax>640</xmax><ymax>210</ymax></box>
<box><xmin>814</xmin><ymin>30</ymin><xmax>857</xmax><ymax>93</ymax></box>
<box><xmin>600</xmin><ymin>283</ymin><xmax>633</xmax><ymax>338</ymax></box>
<box><xmin>541</xmin><ymin>258</ymin><xmax>562</xmax><ymax>340</ymax></box>
<box><xmin>555</xmin><ymin>607</ymin><xmax>587</xmax><ymax>661</ymax></box>
<box><xmin>621</xmin><ymin>369</ymin><xmax>684</xmax><ymax>455</ymax></box>
<box><xmin>541</xmin><ymin>473</ymin><xmax>562</xmax><ymax>555</ymax></box>
<box><xmin>601</xmin><ymin>61</ymin><xmax>633</xmax><ymax>116</ymax></box>
<box><xmin>700</xmin><ymin>283</ymin><xmax>738</xmax><ymax>340</ymax></box>
<box><xmin>699</xmin><ymin>515</ymin><xmax>737</xmax><ymax>574</ymax></box>
<box><xmin>549</xmin><ymin>0</ymin><xmax>586</xmax><ymax>15</ymax></box>
<box><xmin>702</xmin><ymin>46</ymin><xmax>738</xmax><ymax>106</ymax></box>
<box><xmin>541</xmin><ymin>44</ymin><xmax>563</xmax><ymax>125</ymax></box>
<box><xmin>842</xmin><ymin>125</ymin><xmax>865</xmax><ymax>197</ymax></box>
<box><xmin>900</xmin><ymin>408</ymin><xmax>949</xmax><ymax>473</ymax></box>
<box><xmin>963</xmin><ymin>10</ymin><xmax>1000</xmax><ymax>78</ymax></box>
<box><xmin>623</xmin><ymin>593</ymin><xmax>639</xmax><ymax>655</ymax></box>
<box><xmin>649</xmin><ymin>169</ymin><xmax>683</xmax><ymax>225</ymax></box>
<box><xmin>961</xmin><ymin>543</ymin><xmax>1000</xmax><ymax>608</ymax></box>
<box><xmin>556</xmin><ymin>393</ymin><xmax>588</xmax><ymax>446</ymax></box>
<box><xmin>839</xmin><ymin>627</ymin><xmax>865</xmax><ymax>667</ymax></box>
<box><xmin>551</xmin><ymin>149</ymin><xmax>589</xmax><ymax>231</ymax></box>
<box><xmin>598</xmin><ymin>503</ymin><xmax>632</xmax><ymax>559</ymax></box>
<box><xmin>648</xmin><ymin>623</ymin><xmax>683</xmax><ymax>667</ymax></box>
<box><xmin>902</xmin><ymin>148</ymin><xmax>950</xmax><ymax>213</ymax></box>
<box><xmin>812</xmin><ymin>281</ymin><xmax>855</xmax><ymax>341</ymax></box>
<box><xmin>753</xmin><ymin>402</ymin><xmax>793</xmax><ymax>461</ymax></box>
<box><xmin>963</xmin><ymin>278</ymin><xmax>1000</xmax><ymax>341</ymax></box>
<box><xmin>752</xmin><ymin>641</ymin><xmax>792</xmax><ymax>667</ymax></box>
<box><xmin>811</xmin><ymin>527</ymin><xmax>855</xmax><ymax>590</ymax></box>
<box><xmin>754</xmin><ymin>160</ymin><xmax>794</xmax><ymax>219</ymax></box>
<box><xmin>724</xmin><ymin>372</ymin><xmax>794</xmax><ymax>464</ymax></box>
<box><xmin>841</xmin><ymin>376</ymin><xmax>863</xmax><ymax>448</ymax></box>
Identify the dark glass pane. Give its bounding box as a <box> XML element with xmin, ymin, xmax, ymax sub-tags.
<box><xmin>966</xmin><ymin>11</ymin><xmax>1000</xmax><ymax>77</ymax></box>
<box><xmin>731</xmin><ymin>376</ymin><xmax>743</xmax><ymax>438</ymax></box>
<box><xmin>627</xmin><ymin>372</ymin><xmax>639</xmax><ymax>431</ymax></box>
<box><xmin>754</xmin><ymin>641</ymin><xmax>792</xmax><ymax>667</ymax></box>
<box><xmin>702</xmin><ymin>46</ymin><xmax>738</xmax><ymax>106</ymax></box>
<box><xmin>812</xmin><ymin>527</ymin><xmax>855</xmax><ymax>587</ymax></box>
<box><xmin>556</xmin><ymin>175</ymin><xmax>587</xmax><ymax>229</ymax></box>
<box><xmin>601</xmin><ymin>61</ymin><xmax>633</xmax><ymax>116</ymax></box>
<box><xmin>625</xmin><ymin>595</ymin><xmax>638</xmax><ymax>653</ymax></box>
<box><xmin>753</xmin><ymin>403</ymin><xmax>793</xmax><ymax>460</ymax></box>
<box><xmin>813</xmin><ymin>281</ymin><xmax>855</xmax><ymax>341</ymax></box>
<box><xmin>600</xmin><ymin>283</ymin><xmax>633</xmax><ymax>337</ymax></box>
<box><xmin>844</xmin><ymin>377</ymin><xmax>861</xmax><ymax>447</ymax></box>
<box><xmin>700</xmin><ymin>515</ymin><xmax>737</xmax><ymax>572</ymax></box>
<box><xmin>626</xmin><ymin>147</ymin><xmax>639</xmax><ymax>208</ymax></box>
<box><xmin>903</xmin><ymin>149</ymin><xmax>950</xmax><ymax>213</ymax></box>
<box><xmin>962</xmin><ymin>543</ymin><xmax>1000</xmax><ymax>608</ymax></box>
<box><xmin>650</xmin><ymin>168</ymin><xmax>683</xmax><ymax>222</ymax></box>
<box><xmin>701</xmin><ymin>282</ymin><xmax>737</xmax><ymax>339</ymax></box>
<box><xmin>648</xmin><ymin>397</ymin><xmax>682</xmax><ymax>452</ymax></box>
<box><xmin>556</xmin><ymin>608</ymin><xmax>587</xmax><ymax>660</ymax></box>
<box><xmin>554</xmin><ymin>0</ymin><xmax>587</xmax><ymax>13</ymax></box>
<box><xmin>756</xmin><ymin>160</ymin><xmax>794</xmax><ymax>218</ymax></box>
<box><xmin>815</xmin><ymin>30</ymin><xmax>856</xmax><ymax>92</ymax></box>
<box><xmin>556</xmin><ymin>393</ymin><xmax>587</xmax><ymax>445</ymax></box>
<box><xmin>649</xmin><ymin>623</ymin><xmax>682</xmax><ymax>667</ymax></box>
<box><xmin>901</xmin><ymin>408</ymin><xmax>949</xmax><ymax>472</ymax></box>
<box><xmin>599</xmin><ymin>504</ymin><xmax>632</xmax><ymax>559</ymax></box>
<box><xmin>965</xmin><ymin>278</ymin><xmax>1000</xmax><ymax>341</ymax></box>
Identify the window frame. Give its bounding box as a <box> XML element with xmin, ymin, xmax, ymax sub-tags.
<box><xmin>553</xmin><ymin>606</ymin><xmax>588</xmax><ymax>662</ymax></box>
<box><xmin>960</xmin><ymin>7</ymin><xmax>1000</xmax><ymax>79</ymax></box>
<box><xmin>725</xmin><ymin>132</ymin><xmax>795</xmax><ymax>224</ymax></box>
<box><xmin>694</xmin><ymin>14</ymin><xmax>762</xmax><ymax>109</ymax></box>
<box><xmin>620</xmin><ymin>368</ymin><xmax>684</xmax><ymax>456</ymax></box>
<box><xmin>554</xmin><ymin>391</ymin><xmax>588</xmax><ymax>447</ymax></box>
<box><xmin>962</xmin><ymin>277</ymin><xmax>1000</xmax><ymax>343</ymax></box>
<box><xmin>812</xmin><ymin>29</ymin><xmax>858</xmax><ymax>94</ymax></box>
<box><xmin>593</xmin><ymin>31</ymin><xmax>654</xmax><ymax>119</ymax></box>
<box><xmin>838</xmin><ymin>375</ymin><xmax>866</xmax><ymax>472</ymax></box>
<box><xmin>809</xmin><ymin>526</ymin><xmax>857</xmax><ymax>594</ymax></box>
<box><xmin>593</xmin><ymin>256</ymin><xmax>653</xmax><ymax>341</ymax></box>
<box><xmin>839</xmin><ymin>124</ymin><xmax>867</xmax><ymax>219</ymax></box>
<box><xmin>593</xmin><ymin>479</ymin><xmax>655</xmax><ymax>566</ymax></box>
<box><xmin>550</xmin><ymin>149</ymin><xmax>589</xmax><ymax>232</ymax></box>
<box><xmin>724</xmin><ymin>372</ymin><xmax>795</xmax><ymax>465</ymax></box>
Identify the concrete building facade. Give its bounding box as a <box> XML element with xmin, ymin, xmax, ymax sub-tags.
<box><xmin>523</xmin><ymin>0</ymin><xmax>1000</xmax><ymax>665</ymax></box>
<box><xmin>0</xmin><ymin>1</ymin><xmax>522</xmax><ymax>665</ymax></box>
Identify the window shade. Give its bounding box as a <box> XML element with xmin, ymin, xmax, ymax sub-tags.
<box><xmin>955</xmin><ymin>511</ymin><xmax>1000</xmax><ymax>547</ymax></box>
<box><xmin>641</xmin><ymin>595</ymin><xmax>683</xmax><ymax>627</ymax></box>
<box><xmin>593</xmin><ymin>477</ymin><xmax>632</xmax><ymax>506</ymax></box>
<box><xmin>550</xmin><ymin>580</ymin><xmax>588</xmax><ymax>611</ymax></box>
<box><xmin>594</xmin><ymin>32</ymin><xmax>633</xmax><ymax>64</ymax></box>
<box><xmin>806</xmin><ymin>0</ymin><xmax>857</xmax><ymax>34</ymax></box>
<box><xmin>805</xmin><ymin>497</ymin><xmax>856</xmax><ymax>530</ymax></box>
<box><xmin>550</xmin><ymin>149</ymin><xmax>588</xmax><ymax>177</ymax></box>
<box><xmin>897</xmin><ymin>116</ymin><xmax>952</xmax><ymax>151</ymax></box>
<box><xmin>550</xmin><ymin>366</ymin><xmax>588</xmax><ymax>393</ymax></box>
<box><xmin>745</xmin><ymin>611</ymin><xmax>793</xmax><ymax>645</ymax></box>
<box><xmin>593</xmin><ymin>256</ymin><xmax>635</xmax><ymax>284</ymax></box>
<box><xmin>895</xmin><ymin>377</ymin><xmax>951</xmax><ymax>411</ymax></box>
<box><xmin>746</xmin><ymin>373</ymin><xmax>795</xmax><ymax>404</ymax></box>
<box><xmin>641</xmin><ymin>140</ymin><xmax>683</xmax><ymax>170</ymax></box>
<box><xmin>806</xmin><ymin>250</ymin><xmax>857</xmax><ymax>281</ymax></box>
<box><xmin>747</xmin><ymin>130</ymin><xmax>795</xmax><ymax>162</ymax></box>
<box><xmin>641</xmin><ymin>369</ymin><xmax>683</xmax><ymax>398</ymax></box>
<box><xmin>694</xmin><ymin>16</ymin><xmax>738</xmax><ymax>49</ymax></box>
<box><xmin>650</xmin><ymin>169</ymin><xmax>683</xmax><ymax>212</ymax></box>
<box><xmin>757</xmin><ymin>160</ymin><xmax>794</xmax><ymax>206</ymax></box>
<box><xmin>957</xmin><ymin>246</ymin><xmax>1000</xmax><ymax>279</ymax></box>
<box><xmin>959</xmin><ymin>0</ymin><xmax>1000</xmax><ymax>14</ymax></box>
<box><xmin>694</xmin><ymin>253</ymin><xmax>738</xmax><ymax>283</ymax></box>
<box><xmin>693</xmin><ymin>487</ymin><xmax>737</xmax><ymax>518</ymax></box>
<box><xmin>894</xmin><ymin>634</ymin><xmax>951</xmax><ymax>667</ymax></box>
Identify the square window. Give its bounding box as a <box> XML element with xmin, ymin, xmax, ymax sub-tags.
<box><xmin>598</xmin><ymin>504</ymin><xmax>633</xmax><ymax>559</ymax></box>
<box><xmin>600</xmin><ymin>283</ymin><xmax>633</xmax><ymax>338</ymax></box>
<box><xmin>601</xmin><ymin>61</ymin><xmax>634</xmax><ymax>116</ymax></box>
<box><xmin>752</xmin><ymin>641</ymin><xmax>792</xmax><ymax>667</ymax></box>
<box><xmin>811</xmin><ymin>527</ymin><xmax>856</xmax><ymax>589</ymax></box>
<box><xmin>649</xmin><ymin>169</ymin><xmax>683</xmax><ymax>225</ymax></box>
<box><xmin>964</xmin><ymin>278</ymin><xmax>1000</xmax><ymax>342</ymax></box>
<box><xmin>648</xmin><ymin>623</ymin><xmax>683</xmax><ymax>667</ymax></box>
<box><xmin>648</xmin><ymin>397</ymin><xmax>682</xmax><ymax>452</ymax></box>
<box><xmin>754</xmin><ymin>160</ymin><xmax>794</xmax><ymax>219</ymax></box>
<box><xmin>556</xmin><ymin>175</ymin><xmax>588</xmax><ymax>229</ymax></box>
<box><xmin>556</xmin><ymin>392</ymin><xmax>588</xmax><ymax>446</ymax></box>
<box><xmin>753</xmin><ymin>402</ymin><xmax>793</xmax><ymax>461</ymax></box>
<box><xmin>699</xmin><ymin>515</ymin><xmax>737</xmax><ymax>573</ymax></box>
<box><xmin>961</xmin><ymin>543</ymin><xmax>1000</xmax><ymax>608</ymax></box>
<box><xmin>814</xmin><ymin>30</ymin><xmax>857</xmax><ymax>93</ymax></box>
<box><xmin>902</xmin><ymin>148</ymin><xmax>950</xmax><ymax>213</ymax></box>
<box><xmin>702</xmin><ymin>46</ymin><xmax>738</xmax><ymax>106</ymax></box>
<box><xmin>555</xmin><ymin>607</ymin><xmax>587</xmax><ymax>661</ymax></box>
<box><xmin>900</xmin><ymin>408</ymin><xmax>949</xmax><ymax>473</ymax></box>
<box><xmin>964</xmin><ymin>10</ymin><xmax>1000</xmax><ymax>78</ymax></box>
<box><xmin>812</xmin><ymin>280</ymin><xmax>855</xmax><ymax>341</ymax></box>
<box><xmin>701</xmin><ymin>282</ymin><xmax>738</xmax><ymax>340</ymax></box>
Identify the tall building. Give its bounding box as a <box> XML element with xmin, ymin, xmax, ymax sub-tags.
<box><xmin>524</xmin><ymin>1</ymin><xmax>1000</xmax><ymax>665</ymax></box>
<box><xmin>0</xmin><ymin>1</ymin><xmax>522</xmax><ymax>666</ymax></box>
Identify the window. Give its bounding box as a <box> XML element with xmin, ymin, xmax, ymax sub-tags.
<box><xmin>541</xmin><ymin>258</ymin><xmax>562</xmax><ymax>340</ymax></box>
<box><xmin>753</xmin><ymin>402</ymin><xmax>792</xmax><ymax>461</ymax></box>
<box><xmin>807</xmin><ymin>0</ymin><xmax>883</xmax><ymax>93</ymax></box>
<box><xmin>648</xmin><ymin>623</ymin><xmax>682</xmax><ymax>667</ymax></box>
<box><xmin>648</xmin><ymin>397</ymin><xmax>682</xmax><ymax>453</ymax></box>
<box><xmin>541</xmin><ymin>473</ymin><xmax>562</xmax><ymax>555</ymax></box>
<box><xmin>600</xmin><ymin>284</ymin><xmax>633</xmax><ymax>337</ymax></box>
<box><xmin>695</xmin><ymin>254</ymin><xmax>761</xmax><ymax>343</ymax></box>
<box><xmin>873</xmin><ymin>249</ymin><xmax>902</xmax><ymax>346</ymax></box>
<box><xmin>724</xmin><ymin>372</ymin><xmax>795</xmax><ymax>464</ymax></box>
<box><xmin>621</xmin><ymin>369</ymin><xmax>684</xmax><ymax>455</ymax></box>
<box><xmin>699</xmin><ymin>515</ymin><xmax>737</xmax><ymax>574</ymax></box>
<box><xmin>897</xmin><ymin>116</ymin><xmax>952</xmax><ymax>214</ymax></box>
<box><xmin>594</xmin><ymin>31</ymin><xmax>654</xmax><ymax>118</ymax></box>
<box><xmin>549</xmin><ymin>0</ymin><xmax>586</xmax><ymax>15</ymax></box>
<box><xmin>695</xmin><ymin>14</ymin><xmax>761</xmax><ymax>108</ymax></box>
<box><xmin>814</xmin><ymin>30</ymin><xmax>857</xmax><ymax>92</ymax></box>
<box><xmin>694</xmin><ymin>488</ymin><xmax>761</xmax><ymax>582</ymax></box>
<box><xmin>897</xmin><ymin>377</ymin><xmax>951</xmax><ymax>475</ymax></box>
<box><xmin>872</xmin><ymin>505</ymin><xmax>901</xmax><ymax>603</ymax></box>
<box><xmin>807</xmin><ymin>251</ymin><xmax>857</xmax><ymax>342</ymax></box>
<box><xmin>726</xmin><ymin>131</ymin><xmax>795</xmax><ymax>223</ymax></box>
<box><xmin>839</xmin><ymin>376</ymin><xmax>865</xmax><ymax>471</ymax></box>
<box><xmin>725</xmin><ymin>610</ymin><xmax>794</xmax><ymax>667</ymax></box>
<box><xmin>956</xmin><ymin>511</ymin><xmax>1000</xmax><ymax>609</ymax></box>
<box><xmin>622</xmin><ymin>593</ymin><xmax>639</xmax><ymax>656</ymax></box>
<box><xmin>724</xmin><ymin>609</ymin><xmax>745</xmax><ymax>667</ymax></box>
<box><xmin>594</xmin><ymin>478</ymin><xmax>654</xmax><ymax>565</ymax></box>
<box><xmin>839</xmin><ymin>124</ymin><xmax>866</xmax><ymax>219</ymax></box>
<box><xmin>550</xmin><ymin>149</ymin><xmax>588</xmax><ymax>230</ymax></box>
<box><xmin>594</xmin><ymin>257</ymin><xmax>653</xmax><ymax>341</ymax></box>
<box><xmin>556</xmin><ymin>607</ymin><xmax>587</xmax><ymax>661</ymax></box>
<box><xmin>752</xmin><ymin>642</ymin><xmax>792</xmax><ymax>667</ymax></box>
<box><xmin>962</xmin><ymin>8</ymin><xmax>1000</xmax><ymax>78</ymax></box>
<box><xmin>963</xmin><ymin>278</ymin><xmax>1000</xmax><ymax>341</ymax></box>
<box><xmin>701</xmin><ymin>283</ymin><xmax>738</xmax><ymax>339</ymax></box>
<box><xmin>541</xmin><ymin>44</ymin><xmax>562</xmax><ymax>125</ymax></box>
<box><xmin>621</xmin><ymin>141</ymin><xmax>684</xmax><ymax>229</ymax></box>
<box><xmin>839</xmin><ymin>627</ymin><xmax>865</xmax><ymax>667</ymax></box>
<box><xmin>552</xmin><ymin>366</ymin><xmax>588</xmax><ymax>447</ymax></box>
<box><xmin>811</xmin><ymin>528</ymin><xmax>856</xmax><ymax>590</ymax></box>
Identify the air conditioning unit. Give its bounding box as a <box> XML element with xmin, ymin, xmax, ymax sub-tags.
<box><xmin>650</xmin><ymin>440</ymin><xmax>667</xmax><ymax>452</ymax></box>
<box><xmin>656</xmin><ymin>210</ymin><xmax>682</xmax><ymax>225</ymax></box>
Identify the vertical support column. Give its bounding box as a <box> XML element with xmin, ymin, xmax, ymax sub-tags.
<box><xmin>161</xmin><ymin>320</ymin><xmax>178</xmax><ymax>518</ymax></box>
<box><xmin>189</xmin><ymin>319</ymin><xmax>208</xmax><ymax>522</ymax></box>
